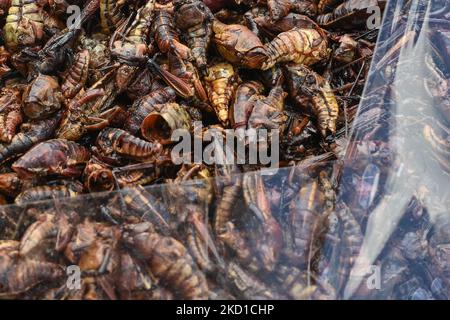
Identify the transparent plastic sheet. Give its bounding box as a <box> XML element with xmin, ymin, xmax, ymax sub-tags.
<box><xmin>337</xmin><ymin>0</ymin><xmax>450</xmax><ymax>299</ymax></box>
<box><xmin>0</xmin><ymin>0</ymin><xmax>449</xmax><ymax>301</ymax></box>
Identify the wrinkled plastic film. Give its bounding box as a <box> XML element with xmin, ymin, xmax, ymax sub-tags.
<box><xmin>340</xmin><ymin>0</ymin><xmax>449</xmax><ymax>299</ymax></box>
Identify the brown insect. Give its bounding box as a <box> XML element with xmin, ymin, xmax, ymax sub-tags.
<box><xmin>167</xmin><ymin>49</ymin><xmax>209</xmax><ymax>103</ymax></box>
<box><xmin>285</xmin><ymin>63</ymin><xmax>339</xmax><ymax>136</ymax></box>
<box><xmin>125</xmin><ymin>86</ymin><xmax>177</xmax><ymax>134</ymax></box>
<box><xmin>0</xmin><ymin>87</ymin><xmax>23</xmax><ymax>143</ymax></box>
<box><xmin>152</xmin><ymin>8</ymin><xmax>190</xmax><ymax>56</ymax></box>
<box><xmin>94</xmin><ymin>128</ymin><xmax>163</xmax><ymax>165</ymax></box>
<box><xmin>287</xmin><ymin>174</ymin><xmax>329</xmax><ymax>267</ymax></box>
<box><xmin>213</xmin><ymin>20</ymin><xmax>268</xmax><ymax>69</ymax></box>
<box><xmin>12</xmin><ymin>139</ymin><xmax>90</xmax><ymax>179</ymax></box>
<box><xmin>61</xmin><ymin>49</ymin><xmax>90</xmax><ymax>99</ymax></box>
<box><xmin>230</xmin><ymin>81</ymin><xmax>264</xmax><ymax>130</ymax></box>
<box><xmin>141</xmin><ymin>102</ymin><xmax>195</xmax><ymax>144</ymax></box>
<box><xmin>332</xmin><ymin>203</ymin><xmax>363</xmax><ymax>292</ymax></box>
<box><xmin>267</xmin><ymin>0</ymin><xmax>318</xmax><ymax>22</ymax></box>
<box><xmin>14</xmin><ymin>180</ymin><xmax>84</xmax><ymax>205</ymax></box>
<box><xmin>247</xmin><ymin>9</ymin><xmax>322</xmax><ymax>37</ymax></box>
<box><xmin>243</xmin><ymin>172</ymin><xmax>283</xmax><ymax>272</ymax></box>
<box><xmin>123</xmin><ymin>223</ymin><xmax>210</xmax><ymax>299</ymax></box>
<box><xmin>226</xmin><ymin>261</ymin><xmax>286</xmax><ymax>299</ymax></box>
<box><xmin>22</xmin><ymin>74</ymin><xmax>64</xmax><ymax>120</ymax></box>
<box><xmin>247</xmin><ymin>83</ymin><xmax>288</xmax><ymax>149</ymax></box>
<box><xmin>110</xmin><ymin>0</ymin><xmax>155</xmax><ymax>64</ymax></box>
<box><xmin>117</xmin><ymin>252</ymin><xmax>174</xmax><ymax>300</ymax></box>
<box><xmin>2</xmin><ymin>0</ymin><xmax>45</xmax><ymax>51</ymax></box>
<box><xmin>173</xmin><ymin>0</ymin><xmax>214</xmax><ymax>70</ymax></box>
<box><xmin>0</xmin><ymin>115</ymin><xmax>61</xmax><ymax>165</ymax></box>
<box><xmin>262</xmin><ymin>27</ymin><xmax>329</xmax><ymax>70</ymax></box>
<box><xmin>204</xmin><ymin>62</ymin><xmax>239</xmax><ymax>126</ymax></box>
<box><xmin>100</xmin><ymin>0</ymin><xmax>126</xmax><ymax>34</ymax></box>
<box><xmin>0</xmin><ymin>252</ymin><xmax>63</xmax><ymax>297</ymax></box>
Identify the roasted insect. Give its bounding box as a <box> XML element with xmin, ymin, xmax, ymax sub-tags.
<box><xmin>110</xmin><ymin>0</ymin><xmax>155</xmax><ymax>64</ymax></box>
<box><xmin>100</xmin><ymin>0</ymin><xmax>127</xmax><ymax>34</ymax></box>
<box><xmin>262</xmin><ymin>27</ymin><xmax>329</xmax><ymax>70</ymax></box>
<box><xmin>125</xmin><ymin>86</ymin><xmax>177</xmax><ymax>134</ymax></box>
<box><xmin>22</xmin><ymin>74</ymin><xmax>64</xmax><ymax>120</ymax></box>
<box><xmin>3</xmin><ymin>0</ymin><xmax>44</xmax><ymax>51</ymax></box>
<box><xmin>230</xmin><ymin>81</ymin><xmax>264</xmax><ymax>131</ymax></box>
<box><xmin>0</xmin><ymin>115</ymin><xmax>61</xmax><ymax>164</ymax></box>
<box><xmin>285</xmin><ymin>63</ymin><xmax>339</xmax><ymax>136</ymax></box>
<box><xmin>152</xmin><ymin>8</ymin><xmax>189</xmax><ymax>55</ymax></box>
<box><xmin>204</xmin><ymin>62</ymin><xmax>239</xmax><ymax>126</ymax></box>
<box><xmin>213</xmin><ymin>20</ymin><xmax>268</xmax><ymax>69</ymax></box>
<box><xmin>123</xmin><ymin>223</ymin><xmax>210</xmax><ymax>299</ymax></box>
<box><xmin>0</xmin><ymin>86</ymin><xmax>23</xmax><ymax>143</ymax></box>
<box><xmin>173</xmin><ymin>0</ymin><xmax>214</xmax><ymax>70</ymax></box>
<box><xmin>14</xmin><ymin>181</ymin><xmax>84</xmax><ymax>205</ymax></box>
<box><xmin>267</xmin><ymin>0</ymin><xmax>318</xmax><ymax>21</ymax></box>
<box><xmin>94</xmin><ymin>128</ymin><xmax>163</xmax><ymax>165</ymax></box>
<box><xmin>141</xmin><ymin>102</ymin><xmax>195</xmax><ymax>144</ymax></box>
<box><xmin>61</xmin><ymin>50</ymin><xmax>90</xmax><ymax>99</ymax></box>
<box><xmin>12</xmin><ymin>139</ymin><xmax>90</xmax><ymax>179</ymax></box>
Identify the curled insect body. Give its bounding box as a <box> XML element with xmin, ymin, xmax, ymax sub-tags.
<box><xmin>14</xmin><ymin>180</ymin><xmax>84</xmax><ymax>205</ymax></box>
<box><xmin>22</xmin><ymin>74</ymin><xmax>64</xmax><ymax>120</ymax></box>
<box><xmin>0</xmin><ymin>115</ymin><xmax>61</xmax><ymax>165</ymax></box>
<box><xmin>12</xmin><ymin>139</ymin><xmax>90</xmax><ymax>179</ymax></box>
<box><xmin>141</xmin><ymin>102</ymin><xmax>195</xmax><ymax>145</ymax></box>
<box><xmin>83</xmin><ymin>156</ymin><xmax>115</xmax><ymax>193</ymax></box>
<box><xmin>61</xmin><ymin>49</ymin><xmax>90</xmax><ymax>99</ymax></box>
<box><xmin>0</xmin><ymin>87</ymin><xmax>23</xmax><ymax>143</ymax></box>
<box><xmin>285</xmin><ymin>63</ymin><xmax>339</xmax><ymax>136</ymax></box>
<box><xmin>123</xmin><ymin>223</ymin><xmax>210</xmax><ymax>300</ymax></box>
<box><xmin>125</xmin><ymin>86</ymin><xmax>177</xmax><ymax>134</ymax></box>
<box><xmin>94</xmin><ymin>128</ymin><xmax>163</xmax><ymax>165</ymax></box>
<box><xmin>204</xmin><ymin>62</ymin><xmax>239</xmax><ymax>126</ymax></box>
<box><xmin>213</xmin><ymin>20</ymin><xmax>268</xmax><ymax>69</ymax></box>
<box><xmin>2</xmin><ymin>0</ymin><xmax>44</xmax><ymax>51</ymax></box>
<box><xmin>173</xmin><ymin>0</ymin><xmax>214</xmax><ymax>70</ymax></box>
<box><xmin>262</xmin><ymin>27</ymin><xmax>329</xmax><ymax>70</ymax></box>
